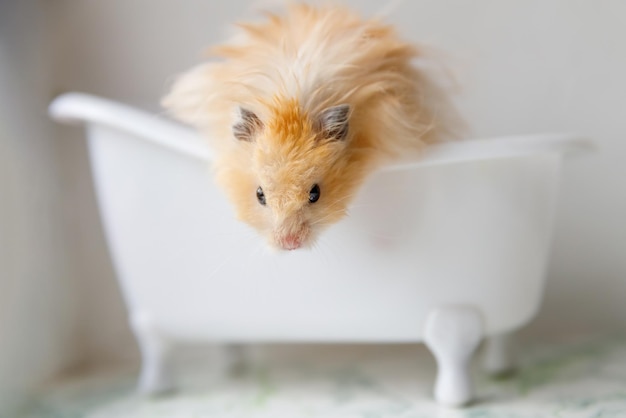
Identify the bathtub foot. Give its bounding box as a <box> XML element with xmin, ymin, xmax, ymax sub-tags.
<box><xmin>131</xmin><ymin>312</ymin><xmax>174</xmax><ymax>395</ymax></box>
<box><xmin>424</xmin><ymin>306</ymin><xmax>483</xmax><ymax>407</ymax></box>
<box><xmin>483</xmin><ymin>332</ymin><xmax>516</xmax><ymax>377</ymax></box>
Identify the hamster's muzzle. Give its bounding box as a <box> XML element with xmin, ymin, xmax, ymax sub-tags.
<box><xmin>274</xmin><ymin>222</ymin><xmax>311</xmax><ymax>251</ymax></box>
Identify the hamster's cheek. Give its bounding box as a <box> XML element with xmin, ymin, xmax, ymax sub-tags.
<box><xmin>265</xmin><ymin>235</ymin><xmax>283</xmax><ymax>252</ymax></box>
<box><xmin>257</xmin><ymin>206</ymin><xmax>278</xmax><ymax>236</ymax></box>
<box><xmin>233</xmin><ymin>199</ymin><xmax>267</xmax><ymax>233</ymax></box>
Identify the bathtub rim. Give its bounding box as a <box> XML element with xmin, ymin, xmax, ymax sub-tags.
<box><xmin>49</xmin><ymin>92</ymin><xmax>594</xmax><ymax>168</ymax></box>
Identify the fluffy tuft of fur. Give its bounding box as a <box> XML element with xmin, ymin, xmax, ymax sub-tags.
<box><xmin>163</xmin><ymin>3</ymin><xmax>461</xmax><ymax>250</ymax></box>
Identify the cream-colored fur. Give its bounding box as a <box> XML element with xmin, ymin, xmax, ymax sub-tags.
<box><xmin>163</xmin><ymin>3</ymin><xmax>460</xmax><ymax>250</ymax></box>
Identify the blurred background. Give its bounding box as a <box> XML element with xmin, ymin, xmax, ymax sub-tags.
<box><xmin>1</xmin><ymin>0</ymin><xmax>624</xmax><ymax>411</ymax></box>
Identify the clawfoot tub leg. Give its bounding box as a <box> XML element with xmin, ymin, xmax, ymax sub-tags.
<box><xmin>424</xmin><ymin>306</ymin><xmax>484</xmax><ymax>407</ymax></box>
<box><xmin>483</xmin><ymin>331</ymin><xmax>516</xmax><ymax>376</ymax></box>
<box><xmin>130</xmin><ymin>312</ymin><xmax>174</xmax><ymax>395</ymax></box>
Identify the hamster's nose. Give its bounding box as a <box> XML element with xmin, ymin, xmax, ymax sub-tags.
<box><xmin>280</xmin><ymin>234</ymin><xmax>302</xmax><ymax>250</ymax></box>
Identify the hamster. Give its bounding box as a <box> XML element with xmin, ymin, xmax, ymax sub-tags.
<box><xmin>163</xmin><ymin>3</ymin><xmax>460</xmax><ymax>251</ymax></box>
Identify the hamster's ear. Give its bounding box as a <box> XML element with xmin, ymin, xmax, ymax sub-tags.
<box><xmin>233</xmin><ymin>107</ymin><xmax>264</xmax><ymax>142</ymax></box>
<box><xmin>161</xmin><ymin>64</ymin><xmax>215</xmax><ymax>126</ymax></box>
<box><xmin>317</xmin><ymin>104</ymin><xmax>351</xmax><ymax>141</ymax></box>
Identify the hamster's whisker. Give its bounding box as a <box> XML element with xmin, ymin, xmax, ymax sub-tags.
<box><xmin>206</xmin><ymin>236</ymin><xmax>250</xmax><ymax>279</ymax></box>
<box><xmin>345</xmin><ymin>203</ymin><xmax>377</xmax><ymax>210</ymax></box>
<box><xmin>248</xmin><ymin>241</ymin><xmax>266</xmax><ymax>261</ymax></box>
<box><xmin>311</xmin><ymin>240</ymin><xmax>331</xmax><ymax>267</ymax></box>
<box><xmin>317</xmin><ymin>235</ymin><xmax>342</xmax><ymax>262</ymax></box>
<box><xmin>309</xmin><ymin>210</ymin><xmax>346</xmax><ymax>227</ymax></box>
<box><xmin>324</xmin><ymin>193</ymin><xmax>359</xmax><ymax>206</ymax></box>
<box><xmin>364</xmin><ymin>230</ymin><xmax>402</xmax><ymax>240</ymax></box>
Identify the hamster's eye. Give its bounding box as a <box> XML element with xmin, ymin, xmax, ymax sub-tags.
<box><xmin>309</xmin><ymin>184</ymin><xmax>321</xmax><ymax>203</ymax></box>
<box><xmin>256</xmin><ymin>186</ymin><xmax>266</xmax><ymax>206</ymax></box>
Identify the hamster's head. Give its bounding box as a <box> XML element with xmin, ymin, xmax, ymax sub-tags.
<box><xmin>220</xmin><ymin>99</ymin><xmax>369</xmax><ymax>251</ymax></box>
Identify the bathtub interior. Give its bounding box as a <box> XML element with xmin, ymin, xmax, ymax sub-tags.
<box><xmin>86</xmin><ymin>123</ymin><xmax>562</xmax><ymax>343</ymax></box>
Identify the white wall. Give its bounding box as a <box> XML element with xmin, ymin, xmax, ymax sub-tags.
<box><xmin>51</xmin><ymin>0</ymin><xmax>625</xmax><ymax>363</ymax></box>
<box><xmin>0</xmin><ymin>0</ymin><xmax>79</xmax><ymax>408</ymax></box>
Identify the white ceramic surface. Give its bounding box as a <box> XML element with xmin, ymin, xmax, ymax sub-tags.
<box><xmin>49</xmin><ymin>92</ymin><xmax>590</xmax><ymax>405</ymax></box>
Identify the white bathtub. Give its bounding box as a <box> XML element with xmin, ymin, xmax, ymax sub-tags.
<box><xmin>50</xmin><ymin>93</ymin><xmax>591</xmax><ymax>407</ymax></box>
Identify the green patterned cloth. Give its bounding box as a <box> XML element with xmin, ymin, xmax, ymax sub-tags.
<box><xmin>11</xmin><ymin>336</ymin><xmax>626</xmax><ymax>418</ymax></box>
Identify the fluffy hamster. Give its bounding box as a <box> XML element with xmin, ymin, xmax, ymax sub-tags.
<box><xmin>163</xmin><ymin>3</ymin><xmax>459</xmax><ymax>250</ymax></box>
